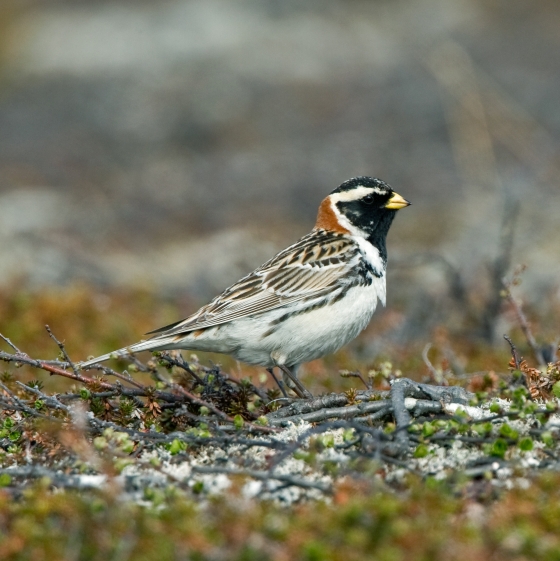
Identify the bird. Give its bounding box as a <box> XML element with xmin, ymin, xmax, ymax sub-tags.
<box><xmin>79</xmin><ymin>177</ymin><xmax>410</xmax><ymax>398</ymax></box>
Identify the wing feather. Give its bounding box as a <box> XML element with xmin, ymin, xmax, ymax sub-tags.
<box><xmin>150</xmin><ymin>230</ymin><xmax>359</xmax><ymax>337</ymax></box>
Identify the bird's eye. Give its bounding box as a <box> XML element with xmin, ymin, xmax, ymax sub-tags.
<box><xmin>362</xmin><ymin>194</ymin><xmax>374</xmax><ymax>205</ymax></box>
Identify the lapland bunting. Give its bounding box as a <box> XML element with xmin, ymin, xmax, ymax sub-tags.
<box><xmin>80</xmin><ymin>177</ymin><xmax>410</xmax><ymax>398</ymax></box>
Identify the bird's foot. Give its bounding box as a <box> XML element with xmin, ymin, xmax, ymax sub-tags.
<box><xmin>279</xmin><ymin>365</ymin><xmax>313</xmax><ymax>399</ymax></box>
<box><xmin>266</xmin><ymin>368</ymin><xmax>289</xmax><ymax>398</ymax></box>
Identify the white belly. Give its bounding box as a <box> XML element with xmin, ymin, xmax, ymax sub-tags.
<box><xmin>182</xmin><ymin>277</ymin><xmax>385</xmax><ymax>368</ymax></box>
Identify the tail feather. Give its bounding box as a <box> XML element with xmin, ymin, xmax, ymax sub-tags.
<box><xmin>78</xmin><ymin>336</ymin><xmax>177</xmax><ymax>369</ymax></box>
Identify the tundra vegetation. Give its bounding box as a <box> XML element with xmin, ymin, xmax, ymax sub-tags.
<box><xmin>0</xmin><ymin>275</ymin><xmax>559</xmax><ymax>561</ymax></box>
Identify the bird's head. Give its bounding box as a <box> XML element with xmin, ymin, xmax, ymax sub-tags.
<box><xmin>315</xmin><ymin>176</ymin><xmax>410</xmax><ymax>246</ymax></box>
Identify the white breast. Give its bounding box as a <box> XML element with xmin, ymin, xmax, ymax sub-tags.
<box><xmin>227</xmin><ymin>275</ymin><xmax>386</xmax><ymax>367</ymax></box>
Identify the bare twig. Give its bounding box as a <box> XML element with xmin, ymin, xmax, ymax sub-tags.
<box><xmin>481</xmin><ymin>198</ymin><xmax>519</xmax><ymax>343</ymax></box>
<box><xmin>96</xmin><ymin>364</ymin><xmax>147</xmax><ymax>389</ymax></box>
<box><xmin>191</xmin><ymin>466</ymin><xmax>331</xmax><ymax>494</ymax></box>
<box><xmin>422</xmin><ymin>344</ymin><xmax>443</xmax><ymax>382</ymax></box>
<box><xmin>502</xmin><ymin>280</ymin><xmax>546</xmax><ymax>366</ymax></box>
<box><xmin>7</xmin><ymin>327</ymin><xmax>541</xmax><ymax>503</ymax></box>
<box><xmin>0</xmin><ymin>380</ymin><xmax>58</xmax><ymax>421</ymax></box>
<box><xmin>339</xmin><ymin>370</ymin><xmax>370</xmax><ymax>389</ymax></box>
<box><xmin>16</xmin><ymin>381</ymin><xmax>69</xmax><ymax>412</ymax></box>
<box><xmin>171</xmin><ymin>380</ymin><xmax>277</xmax><ymax>434</ymax></box>
<box><xmin>268</xmin><ymin>400</ymin><xmax>390</xmax><ymax>427</ymax></box>
<box><xmin>45</xmin><ymin>325</ymin><xmax>80</xmax><ymax>376</ymax></box>
<box><xmin>503</xmin><ymin>334</ymin><xmax>521</xmax><ymax>369</ymax></box>
<box><xmin>267</xmin><ymin>390</ymin><xmax>389</xmax><ymax>420</ymax></box>
<box><xmin>0</xmin><ymin>333</ymin><xmax>21</xmax><ymax>353</ymax></box>
<box><xmin>158</xmin><ymin>352</ymin><xmax>205</xmax><ymax>385</ymax></box>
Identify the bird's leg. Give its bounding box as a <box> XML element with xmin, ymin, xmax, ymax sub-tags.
<box><xmin>266</xmin><ymin>367</ymin><xmax>289</xmax><ymax>398</ymax></box>
<box><xmin>279</xmin><ymin>365</ymin><xmax>313</xmax><ymax>399</ymax></box>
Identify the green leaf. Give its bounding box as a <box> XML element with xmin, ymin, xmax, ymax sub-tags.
<box><xmin>512</xmin><ymin>386</ymin><xmax>528</xmax><ymax>407</ymax></box>
<box><xmin>453</xmin><ymin>407</ymin><xmax>468</xmax><ymax>419</ymax></box>
<box><xmin>114</xmin><ymin>459</ymin><xmax>132</xmax><ymax>474</ymax></box>
<box><xmin>491</xmin><ymin>438</ymin><xmax>508</xmax><ymax>459</ymax></box>
<box><xmin>192</xmin><ymin>481</ymin><xmax>204</xmax><ymax>494</ymax></box>
<box><xmin>414</xmin><ymin>444</ymin><xmax>429</xmax><ymax>458</ymax></box>
<box><xmin>343</xmin><ymin>429</ymin><xmax>355</xmax><ymax>442</ymax></box>
<box><xmin>93</xmin><ymin>437</ymin><xmax>107</xmax><ymax>450</ymax></box>
<box><xmin>422</xmin><ymin>422</ymin><xmax>436</xmax><ymax>437</ymax></box>
<box><xmin>168</xmin><ymin>438</ymin><xmax>187</xmax><ymax>455</ymax></box>
<box><xmin>489</xmin><ymin>402</ymin><xmax>502</xmax><ymax>414</ymax></box>
<box><xmin>499</xmin><ymin>423</ymin><xmax>519</xmax><ymax>440</ymax></box>
<box><xmin>523</xmin><ymin>402</ymin><xmax>537</xmax><ymax>414</ymax></box>
<box><xmin>384</xmin><ymin>423</ymin><xmax>396</xmax><ymax>434</ymax></box>
<box><xmin>473</xmin><ymin>422</ymin><xmax>492</xmax><ymax>436</ymax></box>
<box><xmin>541</xmin><ymin>431</ymin><xmax>554</xmax><ymax>447</ymax></box>
<box><xmin>121</xmin><ymin>441</ymin><xmax>135</xmax><ymax>454</ymax></box>
<box><xmin>518</xmin><ymin>437</ymin><xmax>534</xmax><ymax>451</ymax></box>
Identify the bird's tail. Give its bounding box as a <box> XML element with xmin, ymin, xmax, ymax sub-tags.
<box><xmin>78</xmin><ymin>336</ymin><xmax>178</xmax><ymax>369</ymax></box>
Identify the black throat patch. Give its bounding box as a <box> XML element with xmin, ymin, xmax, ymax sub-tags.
<box><xmin>334</xmin><ymin>200</ymin><xmax>396</xmax><ymax>264</ymax></box>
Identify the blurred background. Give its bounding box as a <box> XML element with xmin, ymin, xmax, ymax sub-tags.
<box><xmin>0</xmin><ymin>0</ymin><xmax>559</xmax><ymax>372</ymax></box>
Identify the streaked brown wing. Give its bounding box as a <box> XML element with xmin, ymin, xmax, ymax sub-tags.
<box><xmin>150</xmin><ymin>230</ymin><xmax>357</xmax><ymax>337</ymax></box>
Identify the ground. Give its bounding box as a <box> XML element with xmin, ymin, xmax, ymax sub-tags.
<box><xmin>1</xmin><ymin>285</ymin><xmax>560</xmax><ymax>560</ymax></box>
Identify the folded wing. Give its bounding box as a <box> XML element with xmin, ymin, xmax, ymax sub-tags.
<box><xmin>148</xmin><ymin>230</ymin><xmax>358</xmax><ymax>337</ymax></box>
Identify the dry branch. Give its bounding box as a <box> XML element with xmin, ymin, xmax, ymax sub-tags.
<box><xmin>2</xmin><ymin>328</ymin><xmax>559</xmax><ymax>500</ymax></box>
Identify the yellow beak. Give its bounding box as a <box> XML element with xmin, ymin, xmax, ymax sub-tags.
<box><xmin>385</xmin><ymin>192</ymin><xmax>411</xmax><ymax>210</ymax></box>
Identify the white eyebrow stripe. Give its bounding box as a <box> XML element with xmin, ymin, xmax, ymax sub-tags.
<box><xmin>330</xmin><ymin>185</ymin><xmax>388</xmax><ymax>202</ymax></box>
